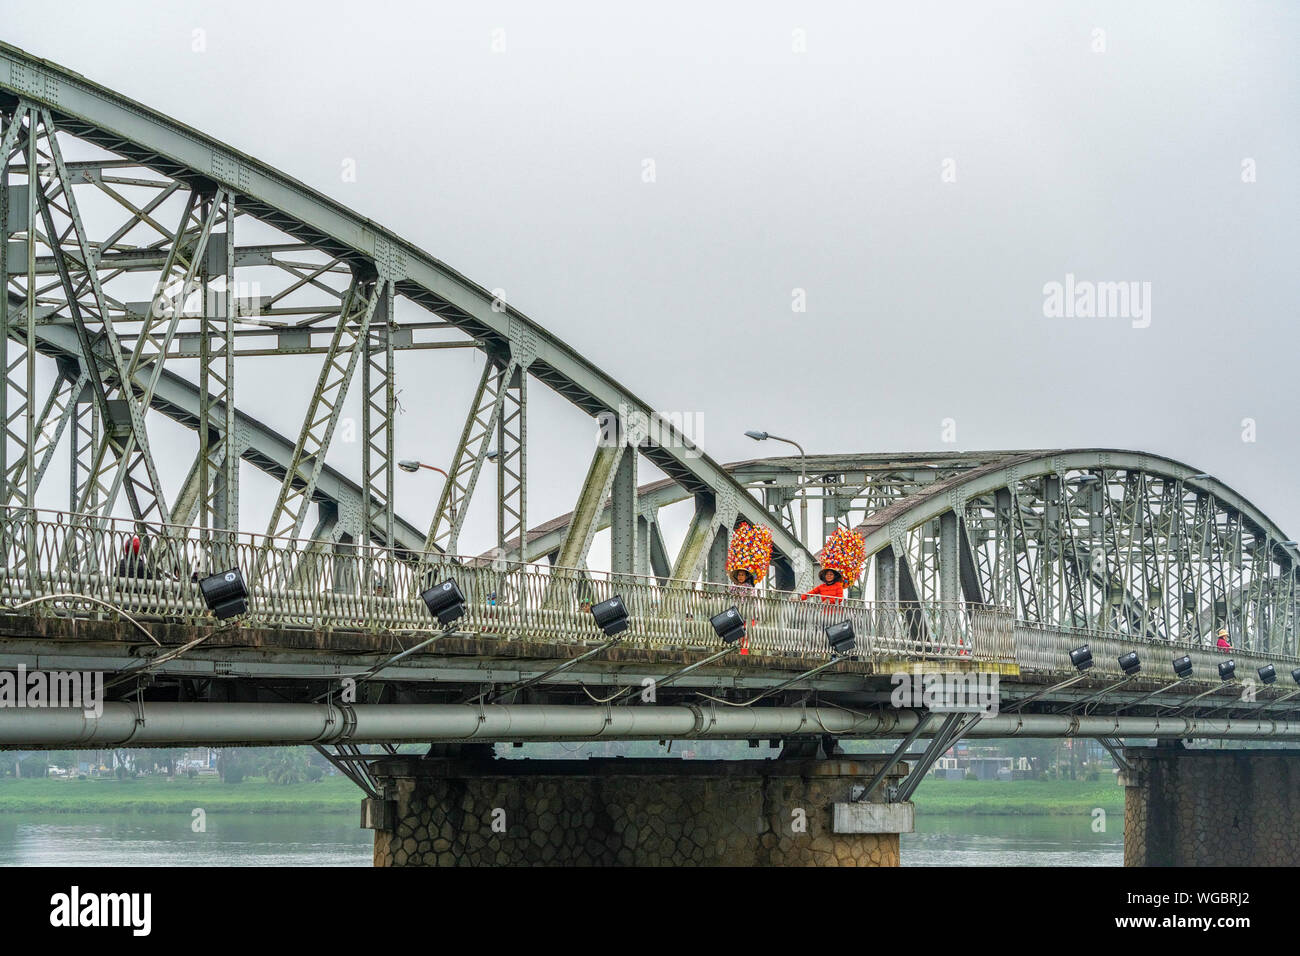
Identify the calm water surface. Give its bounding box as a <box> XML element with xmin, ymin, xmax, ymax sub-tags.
<box><xmin>903</xmin><ymin>814</ymin><xmax>1122</xmax><ymax>866</ymax></box>
<box><xmin>0</xmin><ymin>813</ymin><xmax>372</xmax><ymax>866</ymax></box>
<box><xmin>0</xmin><ymin>811</ymin><xmax>1119</xmax><ymax>866</ymax></box>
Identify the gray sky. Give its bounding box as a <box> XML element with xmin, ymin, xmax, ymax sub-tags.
<box><xmin>7</xmin><ymin>1</ymin><xmax>1299</xmax><ymax>557</ymax></box>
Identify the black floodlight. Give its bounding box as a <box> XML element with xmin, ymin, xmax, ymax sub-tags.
<box><xmin>1173</xmin><ymin>654</ymin><xmax>1194</xmax><ymax>679</ymax></box>
<box><xmin>1218</xmin><ymin>658</ymin><xmax>1236</xmax><ymax>681</ymax></box>
<box><xmin>1070</xmin><ymin>644</ymin><xmax>1093</xmax><ymax>672</ymax></box>
<box><xmin>1118</xmin><ymin>651</ymin><xmax>1141</xmax><ymax>676</ymax></box>
<box><xmin>826</xmin><ymin>620</ymin><xmax>855</xmax><ymax>656</ymax></box>
<box><xmin>710</xmin><ymin>606</ymin><xmax>746</xmax><ymax>645</ymax></box>
<box><xmin>421</xmin><ymin>578</ymin><xmax>466</xmax><ymax>626</ymax></box>
<box><xmin>591</xmin><ymin>595</ymin><xmax>629</xmax><ymax>636</ymax></box>
<box><xmin>1293</xmin><ymin>667</ymin><xmax>1300</xmax><ymax>687</ymax></box>
<box><xmin>1258</xmin><ymin>664</ymin><xmax>1277</xmax><ymax>685</ymax></box>
<box><xmin>199</xmin><ymin>568</ymin><xmax>248</xmax><ymax>620</ymax></box>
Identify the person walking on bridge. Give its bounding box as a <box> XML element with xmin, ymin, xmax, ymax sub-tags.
<box><xmin>1216</xmin><ymin>626</ymin><xmax>1233</xmax><ymax>651</ymax></box>
<box><xmin>117</xmin><ymin>535</ymin><xmax>149</xmax><ymax>579</ymax></box>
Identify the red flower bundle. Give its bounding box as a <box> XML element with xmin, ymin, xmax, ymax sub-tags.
<box><xmin>726</xmin><ymin>522</ymin><xmax>772</xmax><ymax>583</ymax></box>
<box><xmin>820</xmin><ymin>527</ymin><xmax>867</xmax><ymax>583</ymax></box>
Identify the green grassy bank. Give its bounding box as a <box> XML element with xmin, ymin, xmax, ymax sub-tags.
<box><xmin>0</xmin><ymin>776</ymin><xmax>361</xmax><ymax>814</ymax></box>
<box><xmin>0</xmin><ymin>774</ymin><xmax>1124</xmax><ymax>816</ymax></box>
<box><xmin>910</xmin><ymin>778</ymin><xmax>1124</xmax><ymax>815</ymax></box>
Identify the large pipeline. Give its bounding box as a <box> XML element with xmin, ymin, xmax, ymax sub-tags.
<box><xmin>2</xmin><ymin>704</ymin><xmax>1300</xmax><ymax>749</ymax></box>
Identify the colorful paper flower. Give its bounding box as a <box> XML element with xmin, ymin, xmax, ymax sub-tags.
<box><xmin>820</xmin><ymin>527</ymin><xmax>867</xmax><ymax>583</ymax></box>
<box><xmin>726</xmin><ymin>522</ymin><xmax>773</xmax><ymax>583</ymax></box>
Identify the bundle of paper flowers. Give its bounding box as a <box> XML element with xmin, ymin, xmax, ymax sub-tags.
<box><xmin>726</xmin><ymin>522</ymin><xmax>772</xmax><ymax>582</ymax></box>
<box><xmin>820</xmin><ymin>527</ymin><xmax>867</xmax><ymax>582</ymax></box>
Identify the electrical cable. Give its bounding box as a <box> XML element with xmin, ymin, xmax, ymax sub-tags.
<box><xmin>4</xmin><ymin>592</ymin><xmax>161</xmax><ymax>645</ymax></box>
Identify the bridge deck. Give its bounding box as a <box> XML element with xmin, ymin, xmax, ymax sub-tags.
<box><xmin>0</xmin><ymin>509</ymin><xmax>1295</xmax><ymax>723</ymax></box>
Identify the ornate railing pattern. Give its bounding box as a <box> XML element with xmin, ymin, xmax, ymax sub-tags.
<box><xmin>3</xmin><ymin>509</ymin><xmax>1296</xmax><ymax>682</ymax></box>
<box><xmin>0</xmin><ymin>508</ymin><xmax>1011</xmax><ymax>664</ymax></box>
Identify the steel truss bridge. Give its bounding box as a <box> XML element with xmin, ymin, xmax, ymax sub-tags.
<box><xmin>3</xmin><ymin>45</ymin><xmax>1300</xmax><ymax>792</ymax></box>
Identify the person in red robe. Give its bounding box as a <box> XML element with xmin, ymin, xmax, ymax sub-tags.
<box><xmin>800</xmin><ymin>568</ymin><xmax>846</xmax><ymax>605</ymax></box>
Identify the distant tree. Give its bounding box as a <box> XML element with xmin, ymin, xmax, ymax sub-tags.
<box><xmin>263</xmin><ymin>749</ymin><xmax>308</xmax><ymax>785</ymax></box>
<box><xmin>19</xmin><ymin>754</ymin><xmax>48</xmax><ymax>778</ymax></box>
<box><xmin>217</xmin><ymin>750</ymin><xmax>252</xmax><ymax>784</ymax></box>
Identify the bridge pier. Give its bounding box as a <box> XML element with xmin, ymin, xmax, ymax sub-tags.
<box><xmin>1121</xmin><ymin>747</ymin><xmax>1300</xmax><ymax>866</ymax></box>
<box><xmin>363</xmin><ymin>754</ymin><xmax>913</xmax><ymax>867</ymax></box>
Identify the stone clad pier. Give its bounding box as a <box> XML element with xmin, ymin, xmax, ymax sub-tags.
<box><xmin>364</xmin><ymin>754</ymin><xmax>914</xmax><ymax>867</ymax></box>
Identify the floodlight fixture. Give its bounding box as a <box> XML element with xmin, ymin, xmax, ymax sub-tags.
<box><xmin>826</xmin><ymin>620</ymin><xmax>856</xmax><ymax>656</ymax></box>
<box><xmin>710</xmin><ymin>606</ymin><xmax>746</xmax><ymax>645</ymax></box>
<box><xmin>421</xmin><ymin>578</ymin><xmax>466</xmax><ymax>626</ymax></box>
<box><xmin>591</xmin><ymin>595</ymin><xmax>630</xmax><ymax>637</ymax></box>
<box><xmin>199</xmin><ymin>568</ymin><xmax>248</xmax><ymax>620</ymax></box>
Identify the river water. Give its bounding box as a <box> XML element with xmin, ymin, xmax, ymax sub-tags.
<box><xmin>0</xmin><ymin>812</ymin><xmax>1121</xmax><ymax>866</ymax></box>
<box><xmin>902</xmin><ymin>815</ymin><xmax>1123</xmax><ymax>866</ymax></box>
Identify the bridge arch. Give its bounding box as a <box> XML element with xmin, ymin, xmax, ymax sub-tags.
<box><xmin>519</xmin><ymin>449</ymin><xmax>1299</xmax><ymax>656</ymax></box>
<box><xmin>851</xmin><ymin>449</ymin><xmax>1298</xmax><ymax>654</ymax></box>
<box><xmin>0</xmin><ymin>43</ymin><xmax>812</xmax><ymax>581</ymax></box>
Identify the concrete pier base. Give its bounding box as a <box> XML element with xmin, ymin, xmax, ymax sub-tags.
<box><xmin>364</xmin><ymin>756</ymin><xmax>912</xmax><ymax>867</ymax></box>
<box><xmin>1121</xmin><ymin>747</ymin><xmax>1300</xmax><ymax>866</ymax></box>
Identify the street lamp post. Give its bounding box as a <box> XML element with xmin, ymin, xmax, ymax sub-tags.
<box><xmin>399</xmin><ymin>459</ymin><xmax>457</xmax><ymax>527</ymax></box>
<box><xmin>744</xmin><ymin>430</ymin><xmax>808</xmax><ymax>547</ymax></box>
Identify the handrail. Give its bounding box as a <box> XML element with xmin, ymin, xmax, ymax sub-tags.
<box><xmin>1</xmin><ymin>507</ymin><xmax>1295</xmax><ymax>680</ymax></box>
<box><xmin>0</xmin><ymin>507</ymin><xmax>1007</xmax><ymax>664</ymax></box>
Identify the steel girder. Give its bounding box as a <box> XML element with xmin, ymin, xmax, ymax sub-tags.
<box><xmin>0</xmin><ymin>43</ymin><xmax>813</xmax><ymax>578</ymax></box>
<box><xmin>360</xmin><ymin>283</ymin><xmax>396</xmax><ymax>552</ymax></box>
<box><xmin>265</xmin><ymin>275</ymin><xmax>382</xmax><ymax>541</ymax></box>
<box><xmin>423</xmin><ymin>358</ymin><xmax>516</xmax><ymax>557</ymax></box>
<box><xmin>4</xmin><ymin>44</ymin><xmax>1291</xmax><ymax>637</ymax></box>
<box><xmin>0</xmin><ymin>102</ymin><xmax>38</xmax><ymax>512</ymax></box>
<box><xmin>197</xmin><ymin>195</ymin><xmax>238</xmax><ymax>543</ymax></box>
<box><xmin>15</xmin><ymin>313</ymin><xmax>426</xmax><ymax>550</ymax></box>
<box><xmin>514</xmin><ymin>448</ymin><xmax>1299</xmax><ymax>654</ymax></box>
<box><xmin>853</xmin><ymin>449</ymin><xmax>1300</xmax><ymax>655</ymax></box>
<box><xmin>485</xmin><ymin>452</ymin><xmax>1006</xmax><ymax>566</ymax></box>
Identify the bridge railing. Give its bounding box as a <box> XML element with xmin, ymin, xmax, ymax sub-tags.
<box><xmin>0</xmin><ymin>507</ymin><xmax>1010</xmax><ymax>665</ymax></box>
<box><xmin>1014</xmin><ymin>619</ymin><xmax>1300</xmax><ymax>686</ymax></box>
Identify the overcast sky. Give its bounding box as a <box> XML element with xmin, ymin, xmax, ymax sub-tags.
<box><xmin>7</xmin><ymin>1</ymin><xmax>1299</xmax><ymax>558</ymax></box>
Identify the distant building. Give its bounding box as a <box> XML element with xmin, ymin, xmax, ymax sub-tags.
<box><xmin>932</xmin><ymin>751</ymin><xmax>1034</xmax><ymax>780</ymax></box>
